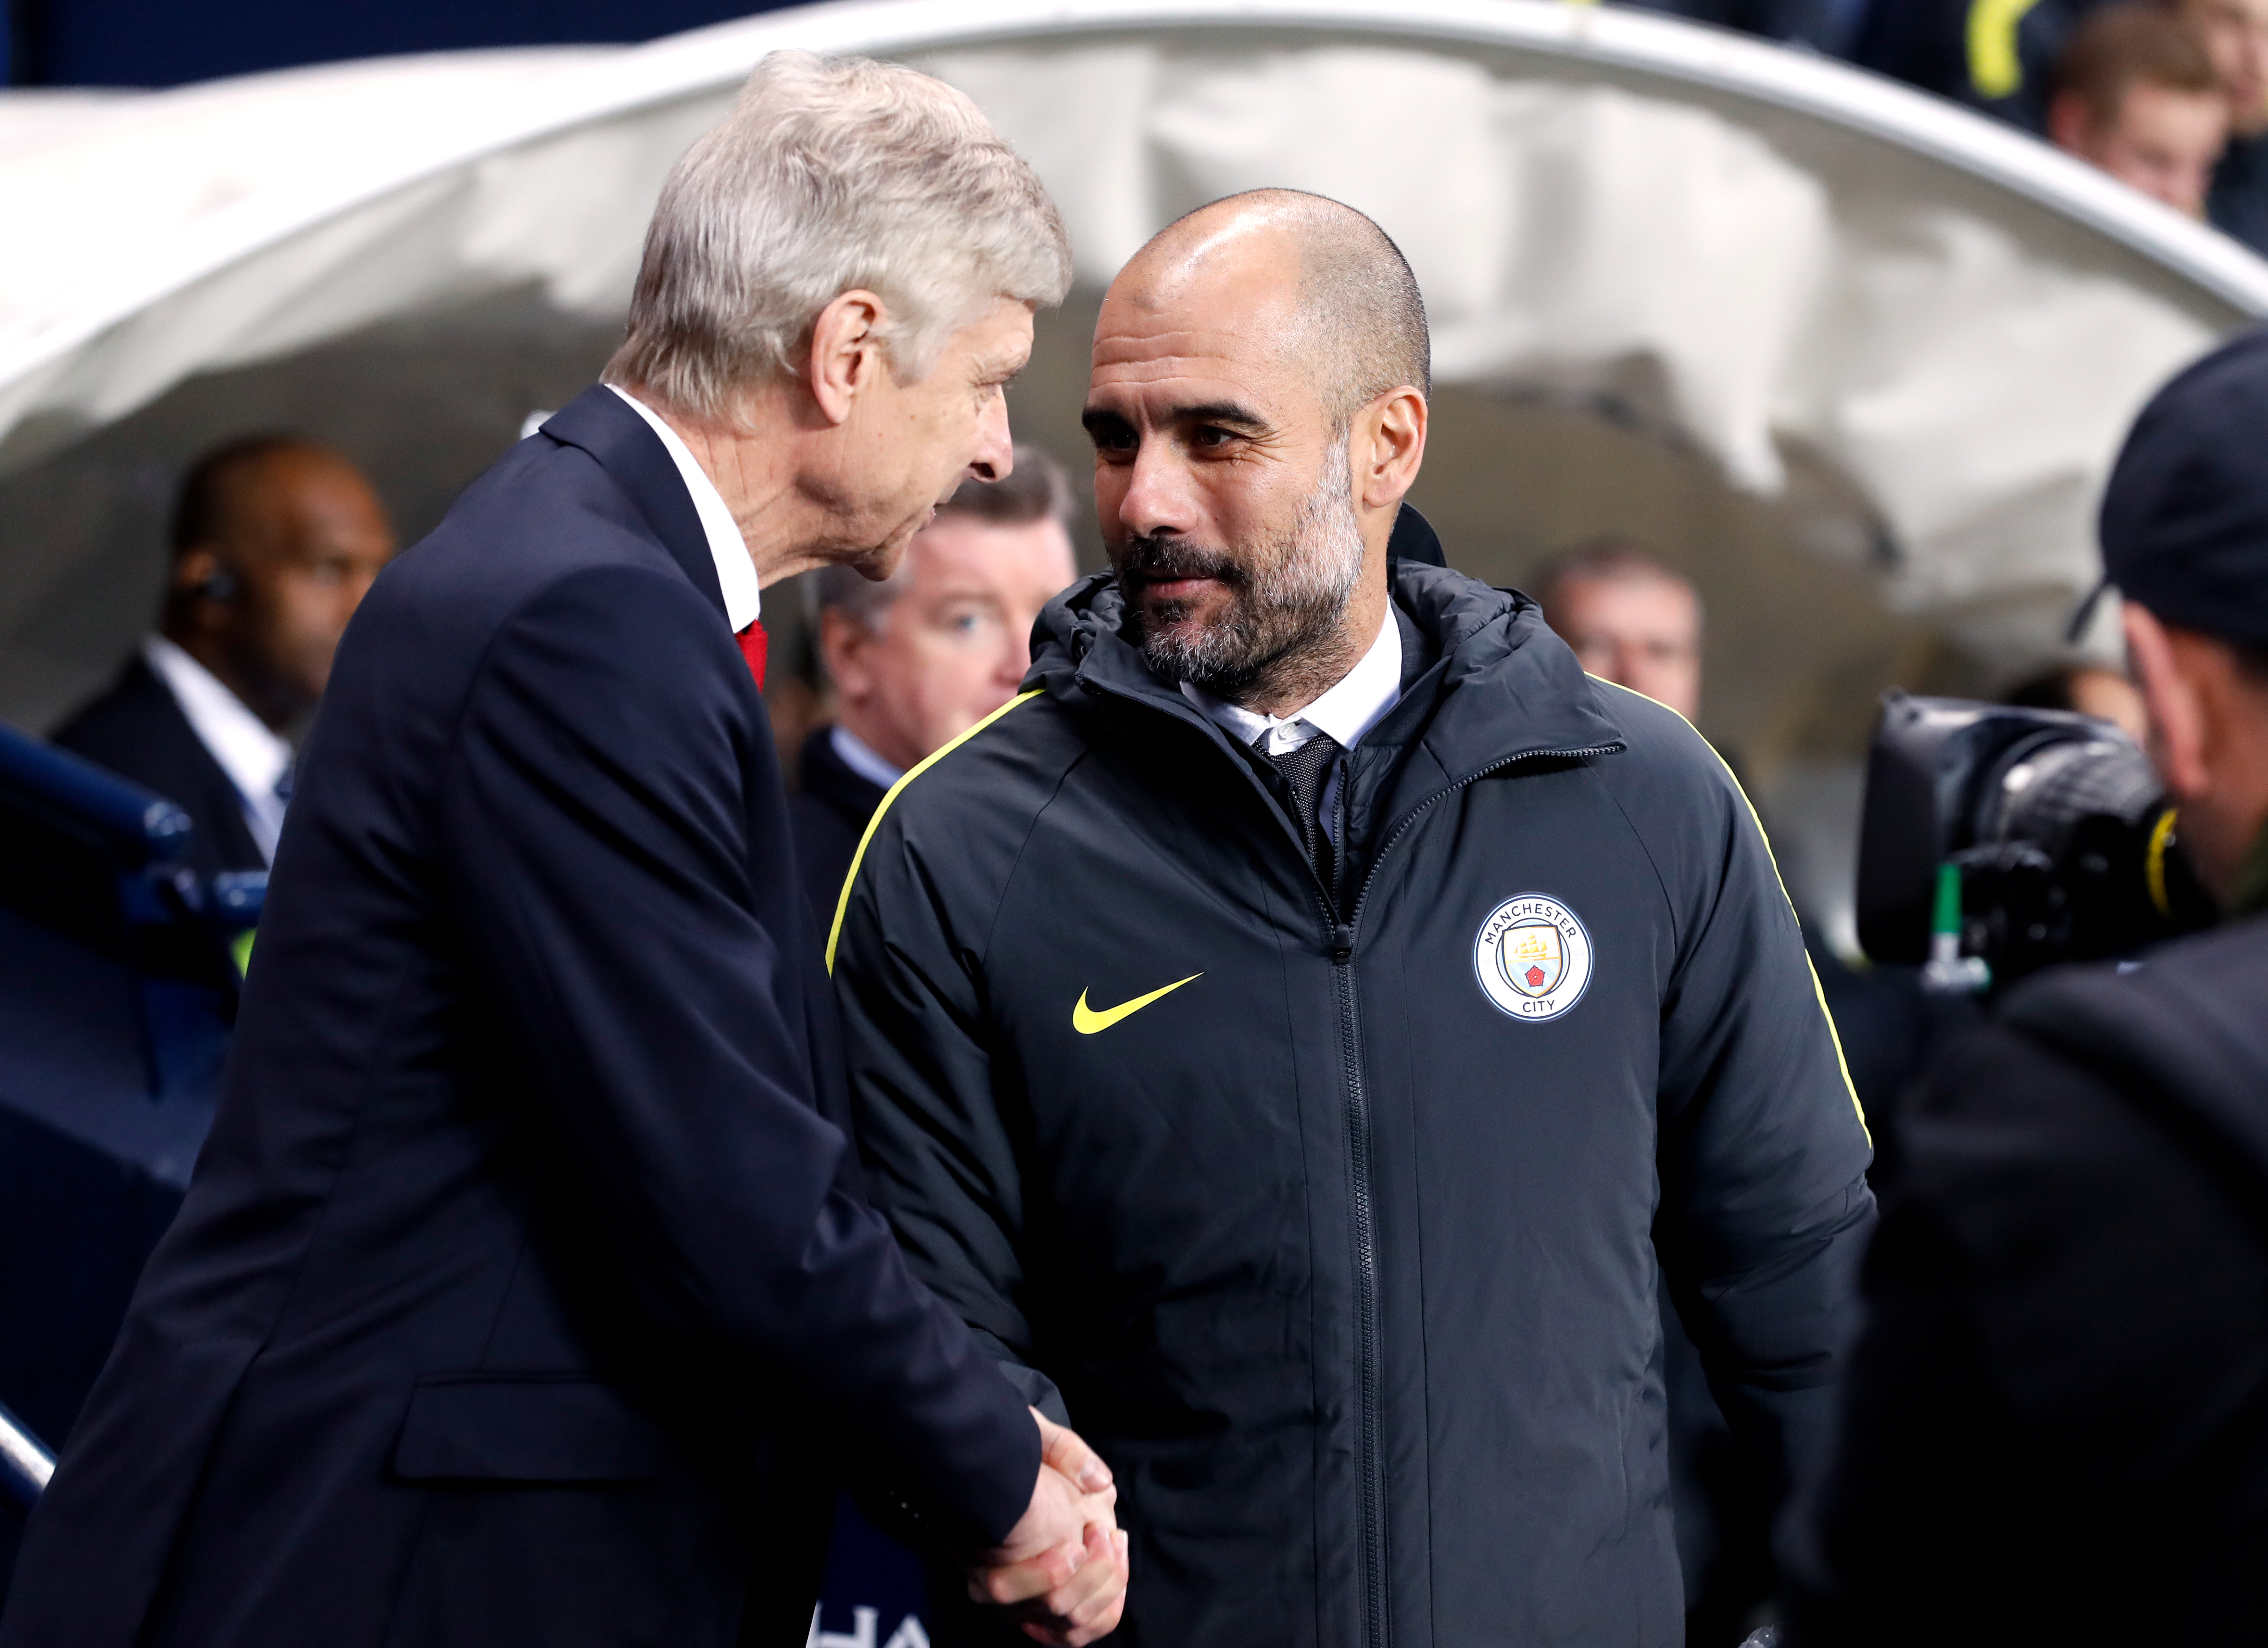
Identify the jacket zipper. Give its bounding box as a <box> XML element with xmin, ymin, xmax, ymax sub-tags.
<box><xmin>1327</xmin><ymin>741</ymin><xmax>1621</xmax><ymax>1648</ymax></box>
<box><xmin>1079</xmin><ymin>666</ymin><xmax>1622</xmax><ymax>1648</ymax></box>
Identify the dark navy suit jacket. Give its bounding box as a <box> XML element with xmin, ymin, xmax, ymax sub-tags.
<box><xmin>788</xmin><ymin>728</ymin><xmax>888</xmax><ymax>929</ymax></box>
<box><xmin>51</xmin><ymin>654</ymin><xmax>268</xmax><ymax>879</ymax></box>
<box><xmin>0</xmin><ymin>387</ymin><xmax>1040</xmax><ymax>1648</ymax></box>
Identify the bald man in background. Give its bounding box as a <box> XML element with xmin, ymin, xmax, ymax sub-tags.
<box><xmin>54</xmin><ymin>437</ymin><xmax>396</xmax><ymax>879</ymax></box>
<box><xmin>832</xmin><ymin>189</ymin><xmax>1874</xmax><ymax>1645</ymax></box>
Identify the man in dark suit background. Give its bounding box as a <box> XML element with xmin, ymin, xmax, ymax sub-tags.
<box><xmin>2</xmin><ymin>51</ymin><xmax>1125</xmax><ymax>1648</ymax></box>
<box><xmin>51</xmin><ymin>436</ymin><xmax>395</xmax><ymax>878</ymax></box>
<box><xmin>792</xmin><ymin>444</ymin><xmax>1077</xmax><ymax>921</ymax></box>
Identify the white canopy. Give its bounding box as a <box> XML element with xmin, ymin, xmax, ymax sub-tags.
<box><xmin>3</xmin><ymin>0</ymin><xmax>2264</xmax><ymax>944</ymax></box>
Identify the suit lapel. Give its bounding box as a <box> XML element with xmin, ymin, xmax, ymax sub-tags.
<box><xmin>539</xmin><ymin>386</ymin><xmax>728</xmax><ymax>622</ymax></box>
<box><xmin>130</xmin><ymin>658</ymin><xmax>268</xmax><ymax>872</ymax></box>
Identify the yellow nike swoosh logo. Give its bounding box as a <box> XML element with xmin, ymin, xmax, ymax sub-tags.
<box><xmin>1072</xmin><ymin>974</ymin><xmax>1203</xmax><ymax>1034</ymax></box>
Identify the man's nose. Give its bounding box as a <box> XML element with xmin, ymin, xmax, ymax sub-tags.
<box><xmin>1114</xmin><ymin>441</ymin><xmax>1196</xmax><ymax>541</ymax></box>
<box><xmin>967</xmin><ymin>393</ymin><xmax>1013</xmax><ymax>483</ymax></box>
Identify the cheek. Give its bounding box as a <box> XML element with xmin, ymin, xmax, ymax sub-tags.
<box><xmin>1208</xmin><ymin>466</ymin><xmax>1310</xmax><ymax>544</ymax></box>
<box><xmin>284</xmin><ymin>586</ymin><xmax>342</xmax><ymax>643</ymax></box>
<box><xmin>1093</xmin><ymin>467</ymin><xmax>1127</xmax><ymax>520</ymax></box>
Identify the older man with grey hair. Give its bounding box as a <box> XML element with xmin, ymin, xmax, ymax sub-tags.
<box><xmin>0</xmin><ymin>52</ymin><xmax>1125</xmax><ymax>1648</ymax></box>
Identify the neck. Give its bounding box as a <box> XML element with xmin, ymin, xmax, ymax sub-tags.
<box><xmin>630</xmin><ymin>384</ymin><xmax>845</xmax><ymax>589</ymax></box>
<box><xmin>164</xmin><ymin>626</ymin><xmax>300</xmax><ymax>733</ymax></box>
<box><xmin>832</xmin><ymin>702</ymin><xmax>920</xmax><ymax>776</ymax></box>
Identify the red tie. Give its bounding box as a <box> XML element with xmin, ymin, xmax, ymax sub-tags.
<box><xmin>737</xmin><ymin>620</ymin><xmax>768</xmax><ymax>691</ymax></box>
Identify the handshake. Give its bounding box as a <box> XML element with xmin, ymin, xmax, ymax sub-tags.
<box><xmin>961</xmin><ymin>1412</ymin><xmax>1130</xmax><ymax>1644</ymax></box>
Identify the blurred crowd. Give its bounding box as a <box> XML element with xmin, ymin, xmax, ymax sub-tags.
<box><xmin>1640</xmin><ymin>0</ymin><xmax>2268</xmax><ymax>252</ymax></box>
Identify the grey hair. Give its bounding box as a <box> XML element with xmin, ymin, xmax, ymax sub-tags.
<box><xmin>605</xmin><ymin>51</ymin><xmax>1071</xmax><ymax>420</ymax></box>
<box><xmin>813</xmin><ymin>443</ymin><xmax>1076</xmax><ymax>630</ymax></box>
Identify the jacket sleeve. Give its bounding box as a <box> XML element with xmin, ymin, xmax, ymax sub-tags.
<box><xmin>1619</xmin><ymin>717</ymin><xmax>1877</xmax><ymax>1510</ymax></box>
<box><xmin>827</xmin><ymin>786</ymin><xmax>1070</xmax><ymax>1424</ymax></box>
<box><xmin>440</xmin><ymin>564</ymin><xmax>1038</xmax><ymax>1547</ymax></box>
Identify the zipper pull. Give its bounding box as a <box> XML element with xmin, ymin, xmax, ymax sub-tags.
<box><xmin>1330</xmin><ymin>924</ymin><xmax>1355</xmax><ymax>965</ymax></box>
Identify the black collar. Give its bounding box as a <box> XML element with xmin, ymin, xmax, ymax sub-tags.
<box><xmin>539</xmin><ymin>385</ymin><xmax>727</xmax><ymax>623</ymax></box>
<box><xmin>800</xmin><ymin>725</ymin><xmax>891</xmax><ymax>822</ymax></box>
<box><xmin>1040</xmin><ymin>560</ymin><xmax>1625</xmax><ymax>788</ymax></box>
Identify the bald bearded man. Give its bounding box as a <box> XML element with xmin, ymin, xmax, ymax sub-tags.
<box><xmin>830</xmin><ymin>191</ymin><xmax>1874</xmax><ymax>1646</ymax></box>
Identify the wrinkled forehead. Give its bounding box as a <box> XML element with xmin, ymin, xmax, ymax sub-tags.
<box><xmin>233</xmin><ymin>453</ymin><xmax>387</xmax><ymax>548</ymax></box>
<box><xmin>1090</xmin><ymin>252</ymin><xmax>1320</xmax><ymax>413</ymax></box>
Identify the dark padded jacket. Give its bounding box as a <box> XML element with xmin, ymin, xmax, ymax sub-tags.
<box><xmin>831</xmin><ymin>559</ymin><xmax>1876</xmax><ymax>1647</ymax></box>
<box><xmin>1783</xmin><ymin>913</ymin><xmax>2268</xmax><ymax>1643</ymax></box>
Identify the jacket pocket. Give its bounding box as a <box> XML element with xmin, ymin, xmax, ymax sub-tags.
<box><xmin>391</xmin><ymin>1373</ymin><xmax>673</xmax><ymax>1483</ymax></box>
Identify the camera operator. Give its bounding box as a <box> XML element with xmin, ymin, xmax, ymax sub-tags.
<box><xmin>1783</xmin><ymin>329</ymin><xmax>2268</xmax><ymax>1642</ymax></box>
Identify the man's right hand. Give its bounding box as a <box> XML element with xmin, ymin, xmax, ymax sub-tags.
<box><xmin>963</xmin><ymin>1412</ymin><xmax>1129</xmax><ymax>1644</ymax></box>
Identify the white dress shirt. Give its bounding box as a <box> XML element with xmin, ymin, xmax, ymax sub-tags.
<box><xmin>1181</xmin><ymin>607</ymin><xmax>1404</xmax><ymax>843</ymax></box>
<box><xmin>142</xmin><ymin>635</ymin><xmax>294</xmax><ymax>865</ymax></box>
<box><xmin>606</xmin><ymin>385</ymin><xmax>762</xmax><ymax>633</ymax></box>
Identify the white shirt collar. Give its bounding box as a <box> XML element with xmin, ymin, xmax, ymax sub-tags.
<box><xmin>1181</xmin><ymin>606</ymin><xmax>1404</xmax><ymax>757</ymax></box>
<box><xmin>142</xmin><ymin>635</ymin><xmax>293</xmax><ymax>864</ymax></box>
<box><xmin>830</xmin><ymin>723</ymin><xmax>906</xmax><ymax>791</ymax></box>
<box><xmin>606</xmin><ymin>384</ymin><xmax>762</xmax><ymax>633</ymax></box>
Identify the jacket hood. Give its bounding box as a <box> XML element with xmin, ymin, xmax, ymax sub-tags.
<box><xmin>1027</xmin><ymin>555</ymin><xmax>1626</xmax><ymax>784</ymax></box>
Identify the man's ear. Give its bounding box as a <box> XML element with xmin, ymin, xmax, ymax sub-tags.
<box><xmin>2126</xmin><ymin>601</ymin><xmax>2211</xmax><ymax>799</ymax></box>
<box><xmin>2045</xmin><ymin>90</ymin><xmax>2096</xmax><ymax>159</ymax></box>
<box><xmin>173</xmin><ymin>546</ymin><xmax>215</xmax><ymax>594</ymax></box>
<box><xmin>819</xmin><ymin>606</ymin><xmax>876</xmax><ymax>705</ymax></box>
<box><xmin>805</xmin><ymin>290</ymin><xmax>890</xmax><ymax>426</ymax></box>
<box><xmin>1353</xmin><ymin>388</ymin><xmax>1428</xmax><ymax>515</ymax></box>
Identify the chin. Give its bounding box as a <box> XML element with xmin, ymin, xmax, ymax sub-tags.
<box><xmin>1139</xmin><ymin>590</ymin><xmax>1227</xmax><ymax>635</ymax></box>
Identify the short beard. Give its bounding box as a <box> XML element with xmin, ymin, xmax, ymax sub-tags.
<box><xmin>1119</xmin><ymin>451</ymin><xmax>1367</xmax><ymax>708</ymax></box>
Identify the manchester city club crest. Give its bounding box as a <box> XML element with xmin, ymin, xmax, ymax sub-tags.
<box><xmin>1474</xmin><ymin>893</ymin><xmax>1594</xmax><ymax>1022</ymax></box>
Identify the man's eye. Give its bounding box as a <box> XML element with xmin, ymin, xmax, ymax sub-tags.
<box><xmin>1193</xmin><ymin>427</ymin><xmax>1235</xmax><ymax>449</ymax></box>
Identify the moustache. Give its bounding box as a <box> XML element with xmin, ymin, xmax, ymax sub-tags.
<box><xmin>1118</xmin><ymin>536</ymin><xmax>1249</xmax><ymax>593</ymax></box>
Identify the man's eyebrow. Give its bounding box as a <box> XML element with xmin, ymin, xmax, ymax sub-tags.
<box><xmin>1168</xmin><ymin>401</ymin><xmax>1268</xmax><ymax>432</ymax></box>
<box><xmin>1079</xmin><ymin>400</ymin><xmax>1269</xmax><ymax>434</ymax></box>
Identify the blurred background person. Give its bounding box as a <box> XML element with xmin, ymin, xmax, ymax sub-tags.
<box><xmin>1528</xmin><ymin>533</ymin><xmax>1977</xmax><ymax>1642</ymax></box>
<box><xmin>49</xmin><ymin>435</ymin><xmax>394</xmax><ymax>879</ymax></box>
<box><xmin>1531</xmin><ymin>539</ymin><xmax>1704</xmax><ymax>721</ymax></box>
<box><xmin>1783</xmin><ymin>328</ymin><xmax>2268</xmax><ymax>1646</ymax></box>
<box><xmin>1531</xmin><ymin>542</ymin><xmax>1752</xmax><ymax>1643</ymax></box>
<box><xmin>793</xmin><ymin>445</ymin><xmax>1078</xmax><ymax>919</ymax></box>
<box><xmin>1851</xmin><ymin>0</ymin><xmax>2268</xmax><ymax>251</ymax></box>
<box><xmin>2181</xmin><ymin>0</ymin><xmax>2268</xmax><ymax>249</ymax></box>
<box><xmin>2046</xmin><ymin>4</ymin><xmax>2229</xmax><ymax>217</ymax></box>
<box><xmin>2004</xmin><ymin>658</ymin><xmax>2151</xmax><ymax>740</ymax></box>
<box><xmin>1853</xmin><ymin>0</ymin><xmax>2101</xmax><ymax>131</ymax></box>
